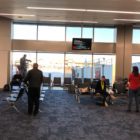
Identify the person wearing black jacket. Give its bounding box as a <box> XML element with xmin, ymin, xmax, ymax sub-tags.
<box><xmin>95</xmin><ymin>75</ymin><xmax>110</xmax><ymax>106</ymax></box>
<box><xmin>10</xmin><ymin>71</ymin><xmax>23</xmax><ymax>90</ymax></box>
<box><xmin>24</xmin><ymin>63</ymin><xmax>43</xmax><ymax>116</ymax></box>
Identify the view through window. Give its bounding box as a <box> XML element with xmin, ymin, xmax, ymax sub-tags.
<box><xmin>11</xmin><ymin>52</ymin><xmax>116</xmax><ymax>85</ymax></box>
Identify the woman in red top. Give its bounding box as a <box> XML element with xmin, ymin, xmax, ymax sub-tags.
<box><xmin>128</xmin><ymin>66</ymin><xmax>140</xmax><ymax>112</ymax></box>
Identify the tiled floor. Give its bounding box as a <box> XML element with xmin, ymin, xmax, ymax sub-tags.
<box><xmin>0</xmin><ymin>90</ymin><xmax>140</xmax><ymax>140</ymax></box>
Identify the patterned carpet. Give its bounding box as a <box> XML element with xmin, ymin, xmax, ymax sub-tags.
<box><xmin>0</xmin><ymin>89</ymin><xmax>140</xmax><ymax>140</ymax></box>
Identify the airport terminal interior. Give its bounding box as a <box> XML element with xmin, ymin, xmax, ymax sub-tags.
<box><xmin>1</xmin><ymin>0</ymin><xmax>140</xmax><ymax>139</ymax></box>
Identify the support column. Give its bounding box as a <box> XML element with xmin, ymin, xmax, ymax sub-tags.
<box><xmin>124</xmin><ymin>25</ymin><xmax>133</xmax><ymax>78</ymax></box>
<box><xmin>116</xmin><ymin>25</ymin><xmax>132</xmax><ymax>80</ymax></box>
<box><xmin>0</xmin><ymin>17</ymin><xmax>12</xmax><ymax>88</ymax></box>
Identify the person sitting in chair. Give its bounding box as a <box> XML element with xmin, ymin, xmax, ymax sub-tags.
<box><xmin>10</xmin><ymin>71</ymin><xmax>23</xmax><ymax>90</ymax></box>
<box><xmin>95</xmin><ymin>75</ymin><xmax>111</xmax><ymax>106</ymax></box>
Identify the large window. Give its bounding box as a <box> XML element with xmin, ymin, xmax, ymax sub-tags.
<box><xmin>37</xmin><ymin>53</ymin><xmax>64</xmax><ymax>84</ymax></box>
<box><xmin>82</xmin><ymin>27</ymin><xmax>93</xmax><ymax>39</ymax></box>
<box><xmin>93</xmin><ymin>55</ymin><xmax>116</xmax><ymax>85</ymax></box>
<box><xmin>66</xmin><ymin>27</ymin><xmax>81</xmax><ymax>41</ymax></box>
<box><xmin>65</xmin><ymin>54</ymin><xmax>92</xmax><ymax>80</ymax></box>
<box><xmin>132</xmin><ymin>29</ymin><xmax>140</xmax><ymax>44</ymax></box>
<box><xmin>11</xmin><ymin>52</ymin><xmax>36</xmax><ymax>77</ymax></box>
<box><xmin>132</xmin><ymin>56</ymin><xmax>140</xmax><ymax>70</ymax></box>
<box><xmin>13</xmin><ymin>24</ymin><xmax>37</xmax><ymax>40</ymax></box>
<box><xmin>11</xmin><ymin>52</ymin><xmax>116</xmax><ymax>86</ymax></box>
<box><xmin>94</xmin><ymin>28</ymin><xmax>116</xmax><ymax>43</ymax></box>
<box><xmin>38</xmin><ymin>25</ymin><xmax>65</xmax><ymax>41</ymax></box>
<box><xmin>12</xmin><ymin>23</ymin><xmax>117</xmax><ymax>43</ymax></box>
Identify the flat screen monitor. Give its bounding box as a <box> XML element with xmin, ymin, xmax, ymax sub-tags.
<box><xmin>72</xmin><ymin>38</ymin><xmax>92</xmax><ymax>50</ymax></box>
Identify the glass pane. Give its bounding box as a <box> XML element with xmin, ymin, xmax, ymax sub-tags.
<box><xmin>132</xmin><ymin>29</ymin><xmax>140</xmax><ymax>44</ymax></box>
<box><xmin>38</xmin><ymin>25</ymin><xmax>65</xmax><ymax>41</ymax></box>
<box><xmin>13</xmin><ymin>24</ymin><xmax>37</xmax><ymax>40</ymax></box>
<box><xmin>66</xmin><ymin>27</ymin><xmax>81</xmax><ymax>41</ymax></box>
<box><xmin>11</xmin><ymin>52</ymin><xmax>37</xmax><ymax>79</ymax></box>
<box><xmin>93</xmin><ymin>55</ymin><xmax>116</xmax><ymax>85</ymax></box>
<box><xmin>65</xmin><ymin>54</ymin><xmax>92</xmax><ymax>82</ymax></box>
<box><xmin>82</xmin><ymin>27</ymin><xmax>93</xmax><ymax>39</ymax></box>
<box><xmin>94</xmin><ymin>28</ymin><xmax>116</xmax><ymax>43</ymax></box>
<box><xmin>132</xmin><ymin>56</ymin><xmax>140</xmax><ymax>70</ymax></box>
<box><xmin>37</xmin><ymin>53</ymin><xmax>64</xmax><ymax>85</ymax></box>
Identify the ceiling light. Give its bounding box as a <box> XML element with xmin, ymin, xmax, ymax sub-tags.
<box><xmin>27</xmin><ymin>7</ymin><xmax>140</xmax><ymax>15</ymax></box>
<box><xmin>114</xmin><ymin>18</ymin><xmax>140</xmax><ymax>22</ymax></box>
<box><xmin>0</xmin><ymin>13</ymin><xmax>35</xmax><ymax>17</ymax></box>
<box><xmin>87</xmin><ymin>10</ymin><xmax>140</xmax><ymax>15</ymax></box>
<box><xmin>27</xmin><ymin>7</ymin><xmax>85</xmax><ymax>12</ymax></box>
<box><xmin>43</xmin><ymin>19</ymin><xmax>98</xmax><ymax>24</ymax></box>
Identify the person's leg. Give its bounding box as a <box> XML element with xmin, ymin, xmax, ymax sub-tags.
<box><xmin>104</xmin><ymin>91</ymin><xmax>111</xmax><ymax>106</ymax></box>
<box><xmin>128</xmin><ymin>89</ymin><xmax>134</xmax><ymax>111</ymax></box>
<box><xmin>106</xmin><ymin>93</ymin><xmax>112</xmax><ymax>105</ymax></box>
<box><xmin>28</xmin><ymin>88</ymin><xmax>34</xmax><ymax>115</ymax></box>
<box><xmin>33</xmin><ymin>88</ymin><xmax>40</xmax><ymax>115</ymax></box>
<box><xmin>134</xmin><ymin>89</ymin><xmax>139</xmax><ymax>112</ymax></box>
<box><xmin>100</xmin><ymin>91</ymin><xmax>107</xmax><ymax>106</ymax></box>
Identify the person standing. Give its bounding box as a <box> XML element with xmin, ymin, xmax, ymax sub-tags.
<box><xmin>127</xmin><ymin>66</ymin><xmax>140</xmax><ymax>112</ymax></box>
<box><xmin>24</xmin><ymin>63</ymin><xmax>43</xmax><ymax>116</ymax></box>
<box><xmin>20</xmin><ymin>54</ymin><xmax>31</xmax><ymax>79</ymax></box>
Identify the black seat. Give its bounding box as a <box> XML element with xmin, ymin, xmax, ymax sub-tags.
<box><xmin>74</xmin><ymin>78</ymin><xmax>82</xmax><ymax>86</ymax></box>
<box><xmin>2</xmin><ymin>83</ymin><xmax>27</xmax><ymax>113</ymax></box>
<box><xmin>105</xmin><ymin>79</ymin><xmax>110</xmax><ymax>87</ymax></box>
<box><xmin>84</xmin><ymin>78</ymin><xmax>91</xmax><ymax>86</ymax></box>
<box><xmin>53</xmin><ymin>77</ymin><xmax>61</xmax><ymax>86</ymax></box>
<box><xmin>43</xmin><ymin>77</ymin><xmax>51</xmax><ymax>86</ymax></box>
<box><xmin>91</xmin><ymin>79</ymin><xmax>99</xmax><ymax>89</ymax></box>
<box><xmin>64</xmin><ymin>77</ymin><xmax>72</xmax><ymax>86</ymax></box>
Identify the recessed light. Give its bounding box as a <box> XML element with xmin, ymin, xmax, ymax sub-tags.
<box><xmin>0</xmin><ymin>13</ymin><xmax>35</xmax><ymax>17</ymax></box>
<box><xmin>27</xmin><ymin>7</ymin><xmax>85</xmax><ymax>12</ymax></box>
<box><xmin>27</xmin><ymin>7</ymin><xmax>140</xmax><ymax>15</ymax></box>
<box><xmin>43</xmin><ymin>19</ymin><xmax>98</xmax><ymax>24</ymax></box>
<box><xmin>114</xmin><ymin>18</ymin><xmax>140</xmax><ymax>22</ymax></box>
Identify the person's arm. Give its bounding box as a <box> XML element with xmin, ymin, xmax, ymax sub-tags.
<box><xmin>26</xmin><ymin>59</ymin><xmax>31</xmax><ymax>62</ymax></box>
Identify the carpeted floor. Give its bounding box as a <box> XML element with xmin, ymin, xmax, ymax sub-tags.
<box><xmin>0</xmin><ymin>89</ymin><xmax>140</xmax><ymax>140</ymax></box>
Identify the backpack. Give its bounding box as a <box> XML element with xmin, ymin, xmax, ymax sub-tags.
<box><xmin>3</xmin><ymin>84</ymin><xmax>10</xmax><ymax>91</ymax></box>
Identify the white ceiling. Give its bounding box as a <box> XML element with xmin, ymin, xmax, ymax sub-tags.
<box><xmin>1</xmin><ymin>0</ymin><xmax>140</xmax><ymax>25</ymax></box>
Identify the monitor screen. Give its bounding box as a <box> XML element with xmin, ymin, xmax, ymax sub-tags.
<box><xmin>72</xmin><ymin>38</ymin><xmax>92</xmax><ymax>50</ymax></box>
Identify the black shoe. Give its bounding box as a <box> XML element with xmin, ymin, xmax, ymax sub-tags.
<box><xmin>28</xmin><ymin>113</ymin><xmax>32</xmax><ymax>116</ymax></box>
<box><xmin>126</xmin><ymin>109</ymin><xmax>131</xmax><ymax>112</ymax></box>
<box><xmin>33</xmin><ymin>112</ymin><xmax>38</xmax><ymax>116</ymax></box>
<box><xmin>136</xmin><ymin>110</ymin><xmax>139</xmax><ymax>113</ymax></box>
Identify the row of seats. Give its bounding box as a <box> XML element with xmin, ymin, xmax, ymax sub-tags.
<box><xmin>2</xmin><ymin>83</ymin><xmax>46</xmax><ymax>113</ymax></box>
<box><xmin>43</xmin><ymin>77</ymin><xmax>110</xmax><ymax>87</ymax></box>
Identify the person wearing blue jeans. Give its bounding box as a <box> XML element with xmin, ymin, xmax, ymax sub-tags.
<box><xmin>127</xmin><ymin>66</ymin><xmax>140</xmax><ymax>112</ymax></box>
<box><xmin>128</xmin><ymin>89</ymin><xmax>140</xmax><ymax>112</ymax></box>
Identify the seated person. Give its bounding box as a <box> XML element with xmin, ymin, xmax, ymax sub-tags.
<box><xmin>10</xmin><ymin>71</ymin><xmax>23</xmax><ymax>90</ymax></box>
<box><xmin>95</xmin><ymin>75</ymin><xmax>111</xmax><ymax>106</ymax></box>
